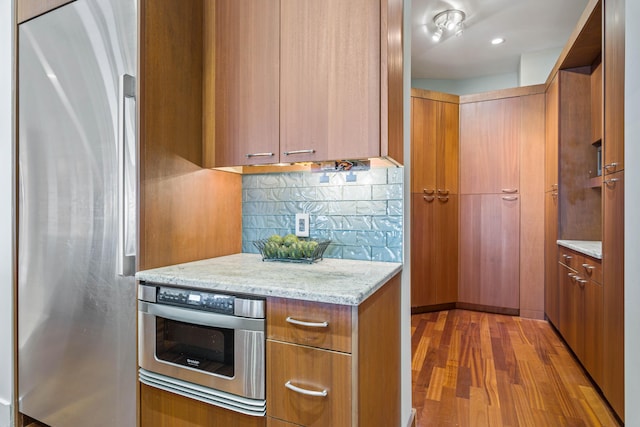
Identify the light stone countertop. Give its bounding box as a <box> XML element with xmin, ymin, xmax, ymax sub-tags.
<box><xmin>557</xmin><ymin>240</ymin><xmax>602</xmax><ymax>259</ymax></box>
<box><xmin>135</xmin><ymin>253</ymin><xmax>403</xmax><ymax>306</ymax></box>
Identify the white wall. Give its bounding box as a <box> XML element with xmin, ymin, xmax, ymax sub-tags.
<box><xmin>0</xmin><ymin>0</ymin><xmax>14</xmax><ymax>426</ymax></box>
<box><xmin>519</xmin><ymin>47</ymin><xmax>563</xmax><ymax>86</ymax></box>
<box><xmin>625</xmin><ymin>0</ymin><xmax>639</xmax><ymax>423</ymax></box>
<box><xmin>412</xmin><ymin>71</ymin><xmax>518</xmax><ymax>95</ymax></box>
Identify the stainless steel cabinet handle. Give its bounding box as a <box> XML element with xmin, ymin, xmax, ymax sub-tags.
<box><xmin>568</xmin><ymin>273</ymin><xmax>576</xmax><ymax>278</ymax></box>
<box><xmin>603</xmin><ymin>162</ymin><xmax>618</xmax><ymax>171</ymax></box>
<box><xmin>603</xmin><ymin>178</ymin><xmax>620</xmax><ymax>186</ymax></box>
<box><xmin>502</xmin><ymin>188</ymin><xmax>518</xmax><ymax>193</ymax></box>
<box><xmin>423</xmin><ymin>189</ymin><xmax>435</xmax><ymax>195</ymax></box>
<box><xmin>283</xmin><ymin>149</ymin><xmax>316</xmax><ymax>156</ymax></box>
<box><xmin>118</xmin><ymin>74</ymin><xmax>136</xmax><ymax>277</ymax></box>
<box><xmin>285</xmin><ymin>381</ymin><xmax>328</xmax><ymax>397</ymax></box>
<box><xmin>502</xmin><ymin>196</ymin><xmax>518</xmax><ymax>201</ymax></box>
<box><xmin>245</xmin><ymin>152</ymin><xmax>274</xmax><ymax>158</ymax></box>
<box><xmin>582</xmin><ymin>263</ymin><xmax>595</xmax><ymax>271</ymax></box>
<box><xmin>285</xmin><ymin>316</ymin><xmax>328</xmax><ymax>328</ymax></box>
<box><xmin>552</xmin><ymin>192</ymin><xmax>558</xmax><ymax>198</ymax></box>
<box><xmin>437</xmin><ymin>189</ymin><xmax>449</xmax><ymax>195</ymax></box>
<box><xmin>563</xmin><ymin>254</ymin><xmax>572</xmax><ymax>260</ymax></box>
<box><xmin>551</xmin><ymin>184</ymin><xmax>558</xmax><ymax>190</ymax></box>
<box><xmin>423</xmin><ymin>195</ymin><xmax>435</xmax><ymax>202</ymax></box>
<box><xmin>437</xmin><ymin>196</ymin><xmax>449</xmax><ymax>202</ymax></box>
<box><xmin>577</xmin><ymin>278</ymin><xmax>588</xmax><ymax>285</ymax></box>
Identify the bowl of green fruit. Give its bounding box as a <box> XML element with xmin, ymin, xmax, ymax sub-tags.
<box><xmin>253</xmin><ymin>234</ymin><xmax>331</xmax><ymax>264</ymax></box>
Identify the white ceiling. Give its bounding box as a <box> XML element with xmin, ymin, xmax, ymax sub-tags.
<box><xmin>411</xmin><ymin>0</ymin><xmax>590</xmax><ymax>80</ymax></box>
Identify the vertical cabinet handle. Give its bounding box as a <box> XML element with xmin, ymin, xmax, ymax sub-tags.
<box><xmin>118</xmin><ymin>74</ymin><xmax>136</xmax><ymax>277</ymax></box>
<box><xmin>285</xmin><ymin>381</ymin><xmax>328</xmax><ymax>397</ymax></box>
<box><xmin>285</xmin><ymin>317</ymin><xmax>329</xmax><ymax>328</ymax></box>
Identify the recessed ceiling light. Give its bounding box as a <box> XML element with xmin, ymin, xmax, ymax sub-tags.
<box><xmin>491</xmin><ymin>37</ymin><xmax>505</xmax><ymax>45</ymax></box>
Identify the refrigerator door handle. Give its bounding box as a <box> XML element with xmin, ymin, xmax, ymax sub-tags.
<box><xmin>118</xmin><ymin>73</ymin><xmax>136</xmax><ymax>276</ymax></box>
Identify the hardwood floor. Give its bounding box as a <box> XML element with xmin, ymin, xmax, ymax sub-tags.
<box><xmin>411</xmin><ymin>310</ymin><xmax>620</xmax><ymax>426</ymax></box>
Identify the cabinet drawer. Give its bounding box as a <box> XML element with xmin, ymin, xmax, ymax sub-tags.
<box><xmin>267</xmin><ymin>340</ymin><xmax>351</xmax><ymax>427</ymax></box>
<box><xmin>558</xmin><ymin>247</ymin><xmax>582</xmax><ymax>270</ymax></box>
<box><xmin>267</xmin><ymin>297</ymin><xmax>352</xmax><ymax>353</ymax></box>
<box><xmin>579</xmin><ymin>256</ymin><xmax>602</xmax><ymax>284</ymax></box>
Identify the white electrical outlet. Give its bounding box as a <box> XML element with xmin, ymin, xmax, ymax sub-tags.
<box><xmin>295</xmin><ymin>213</ymin><xmax>310</xmax><ymax>237</ymax></box>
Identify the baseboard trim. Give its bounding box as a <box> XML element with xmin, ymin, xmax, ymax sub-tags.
<box><xmin>411</xmin><ymin>303</ymin><xmax>455</xmax><ymax>314</ymax></box>
<box><xmin>407</xmin><ymin>408</ymin><xmax>417</xmax><ymax>427</ymax></box>
<box><xmin>411</xmin><ymin>302</ymin><xmax>519</xmax><ymax>317</ymax></box>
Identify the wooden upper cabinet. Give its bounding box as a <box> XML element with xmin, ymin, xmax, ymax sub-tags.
<box><xmin>411</xmin><ymin>96</ymin><xmax>459</xmax><ymax>194</ymax></box>
<box><xmin>603</xmin><ymin>0</ymin><xmax>624</xmax><ymax>174</ymax></box>
<box><xmin>280</xmin><ymin>0</ymin><xmax>381</xmax><ymax>163</ymax></box>
<box><xmin>545</xmin><ymin>74</ymin><xmax>559</xmax><ymax>192</ymax></box>
<box><xmin>460</xmin><ymin>98</ymin><xmax>520</xmax><ymax>194</ymax></box>
<box><xmin>206</xmin><ymin>0</ymin><xmax>280</xmax><ymax>167</ymax></box>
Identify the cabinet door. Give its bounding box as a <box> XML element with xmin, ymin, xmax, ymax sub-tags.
<box><xmin>436</xmin><ymin>101</ymin><xmax>459</xmax><ymax>195</ymax></box>
<box><xmin>603</xmin><ymin>0</ymin><xmax>624</xmax><ymax>174</ymax></box>
<box><xmin>544</xmin><ymin>193</ymin><xmax>559</xmax><ymax>326</ymax></box>
<box><xmin>280</xmin><ymin>0</ymin><xmax>380</xmax><ymax>162</ymax></box>
<box><xmin>545</xmin><ymin>75</ymin><xmax>559</xmax><ymax>192</ymax></box>
<box><xmin>434</xmin><ymin>194</ymin><xmax>458</xmax><ymax>304</ymax></box>
<box><xmin>558</xmin><ymin>264</ymin><xmax>581</xmax><ymax>358</ymax></box>
<box><xmin>460</xmin><ymin>98</ymin><xmax>520</xmax><ymax>194</ymax></box>
<box><xmin>459</xmin><ymin>194</ymin><xmax>520</xmax><ymax>309</ymax></box>
<box><xmin>411</xmin><ymin>193</ymin><xmax>436</xmax><ymax>308</ymax></box>
<box><xmin>602</xmin><ymin>171</ymin><xmax>624</xmax><ymax>417</ymax></box>
<box><xmin>411</xmin><ymin>97</ymin><xmax>436</xmax><ymax>194</ymax></box>
<box><xmin>582</xmin><ymin>279</ymin><xmax>603</xmax><ymax>388</ymax></box>
<box><xmin>211</xmin><ymin>0</ymin><xmax>280</xmax><ymax>166</ymax></box>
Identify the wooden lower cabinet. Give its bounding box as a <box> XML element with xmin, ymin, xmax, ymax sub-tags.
<box><xmin>557</xmin><ymin>257</ymin><xmax>603</xmax><ymax>388</ymax></box>
<box><xmin>411</xmin><ymin>193</ymin><xmax>458</xmax><ymax>309</ymax></box>
<box><xmin>140</xmin><ymin>384</ymin><xmax>266</xmax><ymax>427</ymax></box>
<box><xmin>267</xmin><ymin>274</ymin><xmax>401</xmax><ymax>427</ymax></box>
<box><xmin>544</xmin><ymin>191</ymin><xmax>559</xmax><ymax>325</ymax></box>
<box><xmin>459</xmin><ymin>194</ymin><xmax>520</xmax><ymax>311</ymax></box>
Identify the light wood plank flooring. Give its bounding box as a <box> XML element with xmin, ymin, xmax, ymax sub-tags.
<box><xmin>411</xmin><ymin>310</ymin><xmax>620</xmax><ymax>426</ymax></box>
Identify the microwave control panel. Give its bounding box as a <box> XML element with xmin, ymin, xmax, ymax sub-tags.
<box><xmin>157</xmin><ymin>286</ymin><xmax>235</xmax><ymax>315</ymax></box>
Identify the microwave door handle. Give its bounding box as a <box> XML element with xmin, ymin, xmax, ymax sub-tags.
<box><xmin>138</xmin><ymin>301</ymin><xmax>265</xmax><ymax>332</ymax></box>
<box><xmin>118</xmin><ymin>74</ymin><xmax>136</xmax><ymax>276</ymax></box>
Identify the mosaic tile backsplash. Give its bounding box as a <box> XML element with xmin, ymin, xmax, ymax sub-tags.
<box><xmin>242</xmin><ymin>167</ymin><xmax>404</xmax><ymax>263</ymax></box>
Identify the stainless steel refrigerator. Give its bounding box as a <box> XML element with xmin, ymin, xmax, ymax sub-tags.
<box><xmin>18</xmin><ymin>0</ymin><xmax>137</xmax><ymax>425</ymax></box>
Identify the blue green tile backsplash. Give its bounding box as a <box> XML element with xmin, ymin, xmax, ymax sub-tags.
<box><xmin>242</xmin><ymin>167</ymin><xmax>404</xmax><ymax>262</ymax></box>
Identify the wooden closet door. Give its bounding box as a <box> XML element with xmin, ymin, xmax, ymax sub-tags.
<box><xmin>459</xmin><ymin>194</ymin><xmax>520</xmax><ymax>310</ymax></box>
<box><xmin>411</xmin><ymin>97</ymin><xmax>437</xmax><ymax>194</ymax></box>
<box><xmin>411</xmin><ymin>193</ymin><xmax>436</xmax><ymax>307</ymax></box>
<box><xmin>434</xmin><ymin>194</ymin><xmax>458</xmax><ymax>304</ymax></box>
<box><xmin>436</xmin><ymin>101</ymin><xmax>459</xmax><ymax>195</ymax></box>
<box><xmin>459</xmin><ymin>98</ymin><xmax>521</xmax><ymax>194</ymax></box>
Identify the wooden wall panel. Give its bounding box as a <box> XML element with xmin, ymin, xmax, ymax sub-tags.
<box><xmin>603</xmin><ymin>0</ymin><xmax>624</xmax><ymax>174</ymax></box>
<box><xmin>519</xmin><ymin>94</ymin><xmax>545</xmax><ymax>320</ymax></box>
<box><xmin>139</xmin><ymin>0</ymin><xmax>241</xmax><ymax>271</ymax></box>
<box><xmin>410</xmin><ymin>98</ymin><xmax>436</xmax><ymax>194</ymax></box>
<box><xmin>381</xmin><ymin>0</ymin><xmax>404</xmax><ymax>164</ymax></box>
<box><xmin>545</xmin><ymin>75</ymin><xmax>559</xmax><ymax>192</ymax></box>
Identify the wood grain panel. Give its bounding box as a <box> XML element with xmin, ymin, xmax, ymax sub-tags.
<box><xmin>266</xmin><ymin>298</ymin><xmax>352</xmax><ymax>353</ymax></box>
<box><xmin>139</xmin><ymin>0</ymin><xmax>242</xmax><ymax>270</ymax></box>
<box><xmin>140</xmin><ymin>384</ymin><xmax>265</xmax><ymax>427</ymax></box>
<box><xmin>16</xmin><ymin>0</ymin><xmax>73</xmax><ymax>24</ymax></box>
<box><xmin>458</xmin><ymin>84</ymin><xmax>545</xmax><ymax>104</ymax></box>
<box><xmin>602</xmin><ymin>170</ymin><xmax>624</xmax><ymax>419</ymax></box>
<box><xmin>545</xmin><ymin>74</ymin><xmax>559</xmax><ymax>191</ymax></box>
<box><xmin>459</xmin><ymin>98</ymin><xmax>520</xmax><ymax>194</ymax></box>
<box><xmin>437</xmin><ymin>101</ymin><xmax>459</xmax><ymax>195</ymax></box>
<box><xmin>558</xmin><ymin>262</ymin><xmax>581</xmax><ymax>357</ymax></box>
<box><xmin>358</xmin><ymin>273</ymin><xmax>401</xmax><ymax>427</ymax></box>
<box><xmin>266</xmin><ymin>341</ymin><xmax>351</xmax><ymax>427</ymax></box>
<box><xmin>410</xmin><ymin>88</ymin><xmax>459</xmax><ymax>104</ymax></box>
<box><xmin>435</xmin><ymin>195</ymin><xmax>458</xmax><ymax>305</ymax></box>
<box><xmin>205</xmin><ymin>0</ymin><xmax>280</xmax><ymax>167</ymax></box>
<box><xmin>544</xmin><ymin>193</ymin><xmax>559</xmax><ymax>326</ymax></box>
<box><xmin>381</xmin><ymin>0</ymin><xmax>404</xmax><ymax>164</ymax></box>
<box><xmin>410</xmin><ymin>98</ymin><xmax>436</xmax><ymax>194</ymax></box>
<box><xmin>557</xmin><ymin>70</ymin><xmax>601</xmax><ymax>241</ymax></box>
<box><xmin>280</xmin><ymin>0</ymin><xmax>380</xmax><ymax>162</ymax></box>
<box><xmin>411</xmin><ymin>193</ymin><xmax>436</xmax><ymax>308</ymax></box>
<box><xmin>603</xmin><ymin>0</ymin><xmax>624</xmax><ymax>174</ymax></box>
<box><xmin>519</xmin><ymin>94</ymin><xmax>545</xmax><ymax>320</ymax></box>
<box><xmin>582</xmin><ymin>279</ymin><xmax>603</xmax><ymax>388</ymax></box>
<box><xmin>266</xmin><ymin>418</ymin><xmax>302</xmax><ymax>427</ymax></box>
<box><xmin>459</xmin><ymin>194</ymin><xmax>520</xmax><ymax>310</ymax></box>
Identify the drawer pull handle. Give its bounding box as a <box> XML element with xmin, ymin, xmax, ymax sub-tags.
<box><xmin>437</xmin><ymin>189</ymin><xmax>449</xmax><ymax>195</ymax></box>
<box><xmin>582</xmin><ymin>263</ymin><xmax>595</xmax><ymax>271</ymax></box>
<box><xmin>563</xmin><ymin>254</ymin><xmax>572</xmax><ymax>260</ymax></box>
<box><xmin>283</xmin><ymin>149</ymin><xmax>316</xmax><ymax>156</ymax></box>
<box><xmin>603</xmin><ymin>162</ymin><xmax>618</xmax><ymax>171</ymax></box>
<box><xmin>285</xmin><ymin>381</ymin><xmax>328</xmax><ymax>397</ymax></box>
<box><xmin>604</xmin><ymin>178</ymin><xmax>620</xmax><ymax>186</ymax></box>
<box><xmin>423</xmin><ymin>188</ymin><xmax>435</xmax><ymax>195</ymax></box>
<box><xmin>502</xmin><ymin>188</ymin><xmax>518</xmax><ymax>193</ymax></box>
<box><xmin>502</xmin><ymin>196</ymin><xmax>518</xmax><ymax>201</ymax></box>
<box><xmin>437</xmin><ymin>196</ymin><xmax>449</xmax><ymax>202</ymax></box>
<box><xmin>285</xmin><ymin>317</ymin><xmax>329</xmax><ymax>328</ymax></box>
<box><xmin>423</xmin><ymin>195</ymin><xmax>435</xmax><ymax>202</ymax></box>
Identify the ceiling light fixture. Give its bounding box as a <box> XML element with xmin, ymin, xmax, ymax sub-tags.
<box><xmin>491</xmin><ymin>37</ymin><xmax>505</xmax><ymax>45</ymax></box>
<box><xmin>432</xmin><ymin>9</ymin><xmax>466</xmax><ymax>42</ymax></box>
